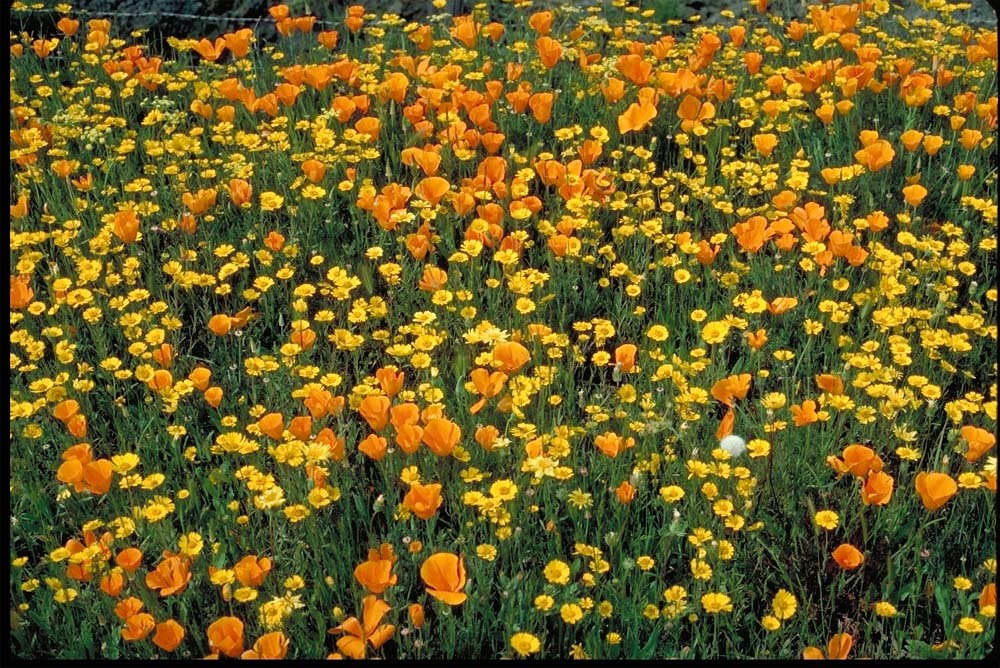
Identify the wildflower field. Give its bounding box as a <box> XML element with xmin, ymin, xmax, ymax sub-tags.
<box><xmin>8</xmin><ymin>0</ymin><xmax>998</xmax><ymax>660</ymax></box>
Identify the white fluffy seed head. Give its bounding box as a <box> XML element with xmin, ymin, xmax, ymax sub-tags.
<box><xmin>719</xmin><ymin>434</ymin><xmax>747</xmax><ymax>458</ymax></box>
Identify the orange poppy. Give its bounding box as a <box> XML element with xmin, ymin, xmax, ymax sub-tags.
<box><xmin>285</xmin><ymin>415</ymin><xmax>311</xmax><ymax>441</ymax></box>
<box><xmin>151</xmin><ymin>343</ymin><xmax>174</xmax><ymax>368</ymax></box>
<box><xmin>737</xmin><ymin>331</ymin><xmax>766</xmax><ymax>355</ymax></box>
<box><xmin>815</xmin><ymin>374</ymin><xmax>844</xmax><ymax>395</ymax></box>
<box><xmin>790</xmin><ymin>400</ymin><xmax>819</xmax><ymax>427</ymax></box>
<box><xmin>528</xmin><ymin>91</ymin><xmax>555</xmax><ymax>124</ymax></box>
<box><xmin>841</xmin><ymin>444</ymin><xmax>884</xmax><ymax>478</ymax></box>
<box><xmin>594</xmin><ymin>431</ymin><xmax>635</xmax><ymax>458</ymax></box>
<box><xmin>854</xmin><ymin>139</ymin><xmax>895</xmax><ymax>172</ymax></box>
<box><xmin>914</xmin><ymin>472</ymin><xmax>958</xmax><ymax>511</ymax></box>
<box><xmin>418</xmin><ymin>266</ymin><xmax>447</xmax><ymax>292</ymax></box>
<box><xmin>204</xmin><ymin>386</ymin><xmax>224</xmax><ymax>408</ymax></box>
<box><xmin>112</xmin><ymin>210</ymin><xmax>140</xmax><ymax>243</ymax></box>
<box><xmin>415</xmin><ymin>176</ymin><xmax>451</xmax><ymax>206</ymax></box>
<box><xmin>193</xmin><ymin>37</ymin><xmax>225</xmax><ymax>62</ymax></box>
<box><xmin>528</xmin><ymin>10</ymin><xmax>553</xmax><ymax>35</ymax></box>
<box><xmin>901</xmin><ymin>184</ymin><xmax>927</xmax><ymax>207</ymax></box>
<box><xmin>731</xmin><ymin>216</ymin><xmax>772</xmax><ymax>253</ymax></box>
<box><xmin>257</xmin><ymin>413</ymin><xmax>285</xmax><ymax>441</ymax></box>
<box><xmin>233</xmin><ymin>555</ymin><xmax>272</xmax><ymax>587</ymax></box>
<box><xmin>403</xmin><ymin>482</ymin><xmax>444</xmax><ymax>520</ymax></box>
<box><xmin>354</xmin><ymin>544</ymin><xmax>398</xmax><ymax>594</ymax></box>
<box><xmin>960</xmin><ymin>425</ymin><xmax>995</xmax><ymax>462</ymax></box>
<box><xmin>57</xmin><ymin>17</ymin><xmax>80</xmax><ymax>36</ymax></box>
<box><xmin>711</xmin><ymin>374</ymin><xmax>752</xmax><ymax>406</ymax></box>
<box><xmin>100</xmin><ymin>569</ymin><xmax>125</xmax><ymax>597</ymax></box>
<box><xmin>601</xmin><ymin>77</ymin><xmax>627</xmax><ymax>104</ymax></box>
<box><xmin>10</xmin><ymin>275</ymin><xmax>34</xmax><ymax>309</ymax></box>
<box><xmin>315</xmin><ymin>428</ymin><xmax>345</xmax><ymax>462</ymax></box>
<box><xmin>861</xmin><ymin>470</ymin><xmax>894</xmax><ymax>506</ymax></box>
<box><xmin>981</xmin><ymin>583</ymin><xmax>996</xmax><ymax>611</ymax></box>
<box><xmin>359</xmin><ymin>395</ymin><xmax>391</xmax><ymax>432</ymax></box>
<box><xmin>52</xmin><ymin>399</ymin><xmax>80</xmax><ymax>424</ymax></box>
<box><xmin>420</xmin><ymin>552</ymin><xmax>467</xmax><ymax>605</ymax></box>
<box><xmin>207</xmin><ymin>616</ymin><xmax>245</xmax><ymax>658</ymax></box>
<box><xmin>242</xmin><ymin>632</ymin><xmax>289</xmax><ymax>659</ymax></box>
<box><xmin>536</xmin><ymin>36</ymin><xmax>562</xmax><ymax>68</ymax></box>
<box><xmin>153</xmin><ymin>619</ymin><xmax>185</xmax><ymax>652</ymax></box>
<box><xmin>409</xmin><ymin>603</ymin><xmax>425</xmax><ymax>629</ymax></box>
<box><xmin>715</xmin><ymin>406</ymin><xmax>736</xmax><ymax>440</ymax></box>
<box><xmin>492</xmin><ymin>341</ymin><xmax>531</xmax><ymax>373</ymax></box>
<box><xmin>421</xmin><ymin>418</ymin><xmax>461</xmax><ymax>457</ymax></box>
<box><xmin>122</xmin><ymin>613</ymin><xmax>156</xmax><ymax>641</ymax></box>
<box><xmin>615</xmin><ymin>480</ymin><xmax>637</xmax><ymax>504</ymax></box>
<box><xmin>329</xmin><ymin>595</ymin><xmax>396</xmax><ymax>659</ymax></box>
<box><xmin>188</xmin><ymin>367</ymin><xmax>212</xmax><ymax>392</ymax></box>
<box><xmin>753</xmin><ymin>133</ymin><xmax>778</xmax><ymax>157</ymax></box>
<box><xmin>617</xmin><ymin>100</ymin><xmax>658</xmax><ymax>134</ymax></box>
<box><xmin>475</xmin><ymin>425</ymin><xmax>500</xmax><ymax>450</ymax></box>
<box><xmin>831</xmin><ymin>543</ymin><xmax>865</xmax><ymax>570</ymax></box>
<box><xmin>804</xmin><ymin>633</ymin><xmax>853</xmax><ymax>659</ymax></box>
<box><xmin>115</xmin><ymin>597</ymin><xmax>144</xmax><ymax>621</ymax></box>
<box><xmin>145</xmin><ymin>555</ymin><xmax>192</xmax><ymax>597</ymax></box>
<box><xmin>208</xmin><ymin>314</ymin><xmax>232</xmax><ymax>336</ymax></box>
<box><xmin>358</xmin><ymin>433</ymin><xmax>388</xmax><ymax>461</ymax></box>
<box><xmin>468</xmin><ymin>368</ymin><xmax>508</xmax><ymax>414</ymax></box>
<box><xmin>116</xmin><ymin>547</ymin><xmax>143</xmax><ymax>573</ymax></box>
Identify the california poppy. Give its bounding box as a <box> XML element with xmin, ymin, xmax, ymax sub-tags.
<box><xmin>617</xmin><ymin>100</ymin><xmax>658</xmax><ymax>134</ymax></box>
<box><xmin>790</xmin><ymin>400</ymin><xmax>819</xmax><ymax>427</ymax></box>
<box><xmin>122</xmin><ymin>613</ymin><xmax>156</xmax><ymax>641</ymax></box>
<box><xmin>149</xmin><ymin>619</ymin><xmax>184</xmax><ymax>652</ymax></box>
<box><xmin>409</xmin><ymin>603</ymin><xmax>425</xmax><ymax>629</ymax></box>
<box><xmin>115</xmin><ymin>597</ymin><xmax>144</xmax><ymax>621</ymax></box>
<box><xmin>113</xmin><ymin>210</ymin><xmax>140</xmax><ymax>243</ymax></box>
<box><xmin>207</xmin><ymin>616</ymin><xmax>244</xmax><ymax>658</ymax></box>
<box><xmin>594</xmin><ymin>431</ymin><xmax>634</xmax><ymax>458</ymax></box>
<box><xmin>914</xmin><ymin>471</ymin><xmax>958</xmax><ymax>511</ymax></box>
<box><xmin>242</xmin><ymin>632</ymin><xmax>289</xmax><ymax>659</ymax></box>
<box><xmin>329</xmin><ymin>595</ymin><xmax>395</xmax><ymax>659</ymax></box>
<box><xmin>960</xmin><ymin>425</ymin><xmax>995</xmax><ymax>462</ymax></box>
<box><xmin>354</xmin><ymin>544</ymin><xmax>398</xmax><ymax>594</ymax></box>
<box><xmin>492</xmin><ymin>341</ymin><xmax>531</xmax><ymax>373</ymax></box>
<box><xmin>468</xmin><ymin>368</ymin><xmax>508</xmax><ymax>414</ymax></box>
<box><xmin>861</xmin><ymin>470</ymin><xmax>894</xmax><ymax>506</ymax></box>
<box><xmin>841</xmin><ymin>444</ymin><xmax>884</xmax><ymax>478</ymax></box>
<box><xmin>257</xmin><ymin>413</ymin><xmax>285</xmax><ymax>441</ymax></box>
<box><xmin>711</xmin><ymin>374</ymin><xmax>752</xmax><ymax>406</ymax></box>
<box><xmin>233</xmin><ymin>555</ymin><xmax>272</xmax><ymax>587</ymax></box>
<box><xmin>359</xmin><ymin>395</ymin><xmax>391</xmax><ymax>432</ymax></box>
<box><xmin>536</xmin><ymin>36</ymin><xmax>562</xmax><ymax>68</ymax></box>
<box><xmin>100</xmin><ymin>569</ymin><xmax>125</xmax><ymax>597</ymax></box>
<box><xmin>358</xmin><ymin>433</ymin><xmax>388</xmax><ymax>461</ymax></box>
<box><xmin>145</xmin><ymin>555</ymin><xmax>192</xmax><ymax>597</ymax></box>
<box><xmin>9</xmin><ymin>275</ymin><xmax>34</xmax><ymax>309</ymax></box>
<box><xmin>403</xmin><ymin>482</ymin><xmax>443</xmax><ymax>520</ymax></box>
<box><xmin>804</xmin><ymin>633</ymin><xmax>852</xmax><ymax>659</ymax></box>
<box><xmin>116</xmin><ymin>547</ymin><xmax>143</xmax><ymax>573</ymax></box>
<box><xmin>420</xmin><ymin>552</ymin><xmax>467</xmax><ymax>605</ymax></box>
<box><xmin>422</xmin><ymin>418</ymin><xmax>461</xmax><ymax>457</ymax></box>
<box><xmin>831</xmin><ymin>543</ymin><xmax>864</xmax><ymax>570</ymax></box>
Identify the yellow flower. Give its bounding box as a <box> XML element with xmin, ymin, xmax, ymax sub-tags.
<box><xmin>544</xmin><ymin>559</ymin><xmax>571</xmax><ymax>585</ymax></box>
<box><xmin>873</xmin><ymin>601</ymin><xmax>897</xmax><ymax>617</ymax></box>
<box><xmin>259</xmin><ymin>191</ymin><xmax>284</xmax><ymax>211</ymax></box>
<box><xmin>761</xmin><ymin>615</ymin><xmax>781</xmax><ymax>631</ymax></box>
<box><xmin>510</xmin><ymin>632</ymin><xmax>541</xmax><ymax>657</ymax></box>
<box><xmin>560</xmin><ymin>603</ymin><xmax>584</xmax><ymax>624</ymax></box>
<box><xmin>958</xmin><ymin>617</ymin><xmax>983</xmax><ymax>634</ymax></box>
<box><xmin>701</xmin><ymin>592</ymin><xmax>733</xmax><ymax>614</ymax></box>
<box><xmin>814</xmin><ymin>510</ymin><xmax>839</xmax><ymax>530</ymax></box>
<box><xmin>635</xmin><ymin>556</ymin><xmax>655</xmax><ymax>571</ymax></box>
<box><xmin>771</xmin><ymin>589</ymin><xmax>797</xmax><ymax>620</ymax></box>
<box><xmin>534</xmin><ymin>594</ymin><xmax>555</xmax><ymax>612</ymax></box>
